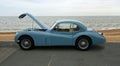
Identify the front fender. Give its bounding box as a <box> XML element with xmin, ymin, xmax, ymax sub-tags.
<box><xmin>14</xmin><ymin>31</ymin><xmax>33</xmax><ymax>44</ymax></box>
<box><xmin>14</xmin><ymin>31</ymin><xmax>49</xmax><ymax>46</ymax></box>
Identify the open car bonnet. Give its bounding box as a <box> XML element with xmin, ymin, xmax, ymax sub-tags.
<box><xmin>19</xmin><ymin>13</ymin><xmax>47</xmax><ymax>29</ymax></box>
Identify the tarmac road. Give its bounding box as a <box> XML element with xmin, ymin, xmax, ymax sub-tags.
<box><xmin>0</xmin><ymin>42</ymin><xmax>120</xmax><ymax>66</ymax></box>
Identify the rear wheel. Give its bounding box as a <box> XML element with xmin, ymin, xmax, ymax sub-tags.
<box><xmin>19</xmin><ymin>36</ymin><xmax>34</xmax><ymax>50</ymax></box>
<box><xmin>76</xmin><ymin>37</ymin><xmax>91</xmax><ymax>51</ymax></box>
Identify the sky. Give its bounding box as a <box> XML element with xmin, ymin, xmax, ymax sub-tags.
<box><xmin>0</xmin><ymin>0</ymin><xmax>120</xmax><ymax>16</ymax></box>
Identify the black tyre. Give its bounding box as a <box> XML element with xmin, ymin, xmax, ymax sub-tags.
<box><xmin>76</xmin><ymin>37</ymin><xmax>91</xmax><ymax>51</ymax></box>
<box><xmin>19</xmin><ymin>36</ymin><xmax>34</xmax><ymax>50</ymax></box>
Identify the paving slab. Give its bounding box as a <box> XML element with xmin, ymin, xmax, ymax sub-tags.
<box><xmin>0</xmin><ymin>41</ymin><xmax>18</xmax><ymax>64</ymax></box>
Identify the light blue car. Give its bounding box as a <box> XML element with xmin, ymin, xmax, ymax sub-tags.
<box><xmin>14</xmin><ymin>13</ymin><xmax>106</xmax><ymax>50</ymax></box>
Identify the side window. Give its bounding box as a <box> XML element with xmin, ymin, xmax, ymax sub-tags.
<box><xmin>53</xmin><ymin>23</ymin><xmax>80</xmax><ymax>32</ymax></box>
<box><xmin>71</xmin><ymin>24</ymin><xmax>80</xmax><ymax>32</ymax></box>
<box><xmin>53</xmin><ymin>23</ymin><xmax>71</xmax><ymax>32</ymax></box>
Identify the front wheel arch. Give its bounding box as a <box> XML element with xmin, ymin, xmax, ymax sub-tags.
<box><xmin>18</xmin><ymin>35</ymin><xmax>34</xmax><ymax>50</ymax></box>
<box><xmin>18</xmin><ymin>35</ymin><xmax>34</xmax><ymax>43</ymax></box>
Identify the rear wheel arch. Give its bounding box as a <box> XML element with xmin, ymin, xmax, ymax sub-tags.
<box><xmin>76</xmin><ymin>35</ymin><xmax>92</xmax><ymax>45</ymax></box>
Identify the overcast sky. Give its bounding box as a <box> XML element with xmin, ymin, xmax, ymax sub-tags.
<box><xmin>0</xmin><ymin>0</ymin><xmax>120</xmax><ymax>16</ymax></box>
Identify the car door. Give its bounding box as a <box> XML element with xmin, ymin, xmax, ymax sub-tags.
<box><xmin>47</xmin><ymin>22</ymin><xmax>74</xmax><ymax>46</ymax></box>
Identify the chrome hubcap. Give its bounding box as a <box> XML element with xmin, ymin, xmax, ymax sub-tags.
<box><xmin>78</xmin><ymin>39</ymin><xmax>89</xmax><ymax>49</ymax></box>
<box><xmin>24</xmin><ymin>41</ymin><xmax>29</xmax><ymax>47</ymax></box>
<box><xmin>21</xmin><ymin>39</ymin><xmax>31</xmax><ymax>49</ymax></box>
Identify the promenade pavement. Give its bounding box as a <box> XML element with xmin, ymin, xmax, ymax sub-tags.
<box><xmin>0</xmin><ymin>41</ymin><xmax>120</xmax><ymax>66</ymax></box>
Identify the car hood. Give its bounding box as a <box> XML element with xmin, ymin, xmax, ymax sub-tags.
<box><xmin>19</xmin><ymin>13</ymin><xmax>47</xmax><ymax>29</ymax></box>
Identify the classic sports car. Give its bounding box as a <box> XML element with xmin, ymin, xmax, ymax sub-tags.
<box><xmin>14</xmin><ymin>13</ymin><xmax>106</xmax><ymax>50</ymax></box>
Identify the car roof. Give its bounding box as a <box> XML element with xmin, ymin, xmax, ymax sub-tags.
<box><xmin>55</xmin><ymin>19</ymin><xmax>86</xmax><ymax>27</ymax></box>
<box><xmin>56</xmin><ymin>19</ymin><xmax>82</xmax><ymax>24</ymax></box>
<box><xmin>50</xmin><ymin>19</ymin><xmax>87</xmax><ymax>31</ymax></box>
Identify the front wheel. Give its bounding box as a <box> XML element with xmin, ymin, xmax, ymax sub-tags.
<box><xmin>19</xmin><ymin>37</ymin><xmax>34</xmax><ymax>50</ymax></box>
<box><xmin>76</xmin><ymin>37</ymin><xmax>91</xmax><ymax>51</ymax></box>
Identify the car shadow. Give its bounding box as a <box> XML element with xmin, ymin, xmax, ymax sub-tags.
<box><xmin>33</xmin><ymin>45</ymin><xmax>105</xmax><ymax>51</ymax></box>
<box><xmin>90</xmin><ymin>45</ymin><xmax>105</xmax><ymax>51</ymax></box>
<box><xmin>34</xmin><ymin>46</ymin><xmax>76</xmax><ymax>51</ymax></box>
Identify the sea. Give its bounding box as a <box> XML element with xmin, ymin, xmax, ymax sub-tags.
<box><xmin>0</xmin><ymin>16</ymin><xmax>120</xmax><ymax>32</ymax></box>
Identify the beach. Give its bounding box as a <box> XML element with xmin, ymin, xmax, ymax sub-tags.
<box><xmin>98</xmin><ymin>29</ymin><xmax>120</xmax><ymax>42</ymax></box>
<box><xmin>0</xmin><ymin>29</ymin><xmax>120</xmax><ymax>42</ymax></box>
<box><xmin>0</xmin><ymin>32</ymin><xmax>15</xmax><ymax>41</ymax></box>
